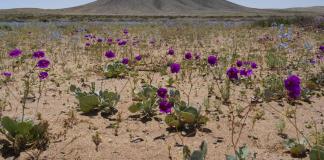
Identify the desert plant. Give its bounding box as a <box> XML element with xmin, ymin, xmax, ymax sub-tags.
<box><xmin>310</xmin><ymin>145</ymin><xmax>324</xmax><ymax>160</ymax></box>
<box><xmin>164</xmin><ymin>102</ymin><xmax>208</xmax><ymax>131</ymax></box>
<box><xmin>183</xmin><ymin>141</ymin><xmax>208</xmax><ymax>160</ymax></box>
<box><xmin>103</xmin><ymin>61</ymin><xmax>128</xmax><ymax>79</ymax></box>
<box><xmin>128</xmin><ymin>84</ymin><xmax>158</xmax><ymax>117</ymax></box>
<box><xmin>70</xmin><ymin>82</ymin><xmax>120</xmax><ymax>114</ymax></box>
<box><xmin>262</xmin><ymin>74</ymin><xmax>285</xmax><ymax>101</ymax></box>
<box><xmin>226</xmin><ymin>145</ymin><xmax>252</xmax><ymax>160</ymax></box>
<box><xmin>0</xmin><ymin>116</ymin><xmax>49</xmax><ymax>153</ymax></box>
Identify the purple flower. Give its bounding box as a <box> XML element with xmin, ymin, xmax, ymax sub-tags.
<box><xmin>97</xmin><ymin>38</ymin><xmax>103</xmax><ymax>43</ymax></box>
<box><xmin>107</xmin><ymin>38</ymin><xmax>113</xmax><ymax>44</ymax></box>
<box><xmin>320</xmin><ymin>46</ymin><xmax>324</xmax><ymax>52</ymax></box>
<box><xmin>207</xmin><ymin>55</ymin><xmax>217</xmax><ymax>66</ymax></box>
<box><xmin>251</xmin><ymin>62</ymin><xmax>258</xmax><ymax>69</ymax></box>
<box><xmin>170</xmin><ymin>63</ymin><xmax>181</xmax><ymax>74</ymax></box>
<box><xmin>39</xmin><ymin>72</ymin><xmax>48</xmax><ymax>80</ymax></box>
<box><xmin>240</xmin><ymin>69</ymin><xmax>253</xmax><ymax>77</ymax></box>
<box><xmin>184</xmin><ymin>52</ymin><xmax>192</xmax><ymax>60</ymax></box>
<box><xmin>32</xmin><ymin>51</ymin><xmax>45</xmax><ymax>59</ymax></box>
<box><xmin>121</xmin><ymin>58</ymin><xmax>129</xmax><ymax>65</ymax></box>
<box><xmin>36</xmin><ymin>59</ymin><xmax>50</xmax><ymax>68</ymax></box>
<box><xmin>8</xmin><ymin>49</ymin><xmax>22</xmax><ymax>58</ymax></box>
<box><xmin>85</xmin><ymin>42</ymin><xmax>91</xmax><ymax>47</ymax></box>
<box><xmin>247</xmin><ymin>69</ymin><xmax>253</xmax><ymax>76</ymax></box>
<box><xmin>168</xmin><ymin>48</ymin><xmax>175</xmax><ymax>55</ymax></box>
<box><xmin>284</xmin><ymin>75</ymin><xmax>301</xmax><ymax>99</ymax></box>
<box><xmin>236</xmin><ymin>60</ymin><xmax>243</xmax><ymax>67</ymax></box>
<box><xmin>105</xmin><ymin>50</ymin><xmax>116</xmax><ymax>59</ymax></box>
<box><xmin>123</xmin><ymin>29</ymin><xmax>128</xmax><ymax>35</ymax></box>
<box><xmin>157</xmin><ymin>87</ymin><xmax>168</xmax><ymax>98</ymax></box>
<box><xmin>226</xmin><ymin>67</ymin><xmax>239</xmax><ymax>80</ymax></box>
<box><xmin>159</xmin><ymin>100</ymin><xmax>173</xmax><ymax>114</ymax></box>
<box><xmin>2</xmin><ymin>72</ymin><xmax>12</xmax><ymax>77</ymax></box>
<box><xmin>118</xmin><ymin>40</ymin><xmax>127</xmax><ymax>46</ymax></box>
<box><xmin>135</xmin><ymin>54</ymin><xmax>142</xmax><ymax>61</ymax></box>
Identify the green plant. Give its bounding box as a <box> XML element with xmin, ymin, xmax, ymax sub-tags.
<box><xmin>265</xmin><ymin>51</ymin><xmax>287</xmax><ymax>70</ymax></box>
<box><xmin>183</xmin><ymin>141</ymin><xmax>207</xmax><ymax>160</ymax></box>
<box><xmin>164</xmin><ymin>101</ymin><xmax>208</xmax><ymax>130</ymax></box>
<box><xmin>262</xmin><ymin>74</ymin><xmax>285</xmax><ymax>101</ymax></box>
<box><xmin>310</xmin><ymin>145</ymin><xmax>324</xmax><ymax>160</ymax></box>
<box><xmin>92</xmin><ymin>131</ymin><xmax>102</xmax><ymax>152</ymax></box>
<box><xmin>226</xmin><ymin>145</ymin><xmax>252</xmax><ymax>160</ymax></box>
<box><xmin>128</xmin><ymin>84</ymin><xmax>158</xmax><ymax>117</ymax></box>
<box><xmin>276</xmin><ymin>119</ymin><xmax>286</xmax><ymax>135</ymax></box>
<box><xmin>283</xmin><ymin>138</ymin><xmax>307</xmax><ymax>158</ymax></box>
<box><xmin>0</xmin><ymin>116</ymin><xmax>49</xmax><ymax>152</ymax></box>
<box><xmin>70</xmin><ymin>82</ymin><xmax>120</xmax><ymax>114</ymax></box>
<box><xmin>103</xmin><ymin>61</ymin><xmax>128</xmax><ymax>79</ymax></box>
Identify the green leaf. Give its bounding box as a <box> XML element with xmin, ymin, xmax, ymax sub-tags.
<box><xmin>190</xmin><ymin>151</ymin><xmax>204</xmax><ymax>160</ymax></box>
<box><xmin>180</xmin><ymin>112</ymin><xmax>196</xmax><ymax>123</ymax></box>
<box><xmin>199</xmin><ymin>141</ymin><xmax>207</xmax><ymax>158</ymax></box>
<box><xmin>198</xmin><ymin>116</ymin><xmax>209</xmax><ymax>125</ymax></box>
<box><xmin>165</xmin><ymin>115</ymin><xmax>180</xmax><ymax>128</ymax></box>
<box><xmin>79</xmin><ymin>95</ymin><xmax>100</xmax><ymax>113</ymax></box>
<box><xmin>128</xmin><ymin>103</ymin><xmax>143</xmax><ymax>113</ymax></box>
<box><xmin>1</xmin><ymin>116</ymin><xmax>19</xmax><ymax>137</ymax></box>
<box><xmin>310</xmin><ymin>145</ymin><xmax>324</xmax><ymax>160</ymax></box>
<box><xmin>184</xmin><ymin>107</ymin><xmax>199</xmax><ymax>117</ymax></box>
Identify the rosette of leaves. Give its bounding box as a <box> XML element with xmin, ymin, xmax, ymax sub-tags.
<box><xmin>70</xmin><ymin>82</ymin><xmax>120</xmax><ymax>114</ymax></box>
<box><xmin>283</xmin><ymin>138</ymin><xmax>307</xmax><ymax>158</ymax></box>
<box><xmin>226</xmin><ymin>145</ymin><xmax>251</xmax><ymax>160</ymax></box>
<box><xmin>103</xmin><ymin>61</ymin><xmax>128</xmax><ymax>79</ymax></box>
<box><xmin>183</xmin><ymin>141</ymin><xmax>207</xmax><ymax>160</ymax></box>
<box><xmin>128</xmin><ymin>84</ymin><xmax>158</xmax><ymax>117</ymax></box>
<box><xmin>0</xmin><ymin>116</ymin><xmax>49</xmax><ymax>153</ymax></box>
<box><xmin>164</xmin><ymin>101</ymin><xmax>208</xmax><ymax>131</ymax></box>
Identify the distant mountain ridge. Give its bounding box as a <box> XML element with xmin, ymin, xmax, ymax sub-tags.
<box><xmin>62</xmin><ymin>0</ymin><xmax>253</xmax><ymax>16</ymax></box>
<box><xmin>0</xmin><ymin>0</ymin><xmax>323</xmax><ymax>17</ymax></box>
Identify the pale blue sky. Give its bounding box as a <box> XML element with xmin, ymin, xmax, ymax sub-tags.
<box><xmin>0</xmin><ymin>0</ymin><xmax>323</xmax><ymax>9</ymax></box>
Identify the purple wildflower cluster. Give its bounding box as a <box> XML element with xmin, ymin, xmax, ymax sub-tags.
<box><xmin>6</xmin><ymin>49</ymin><xmax>50</xmax><ymax>80</ymax></box>
<box><xmin>207</xmin><ymin>55</ymin><xmax>218</xmax><ymax>66</ymax></box>
<box><xmin>284</xmin><ymin>75</ymin><xmax>301</xmax><ymax>99</ymax></box>
<box><xmin>2</xmin><ymin>72</ymin><xmax>12</xmax><ymax>78</ymax></box>
<box><xmin>170</xmin><ymin>63</ymin><xmax>181</xmax><ymax>74</ymax></box>
<box><xmin>33</xmin><ymin>51</ymin><xmax>45</xmax><ymax>59</ymax></box>
<box><xmin>167</xmin><ymin>48</ymin><xmax>175</xmax><ymax>55</ymax></box>
<box><xmin>105</xmin><ymin>50</ymin><xmax>116</xmax><ymax>59</ymax></box>
<box><xmin>8</xmin><ymin>49</ymin><xmax>22</xmax><ymax>58</ymax></box>
<box><xmin>157</xmin><ymin>87</ymin><xmax>173</xmax><ymax>114</ymax></box>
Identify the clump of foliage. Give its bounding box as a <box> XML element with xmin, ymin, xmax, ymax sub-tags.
<box><xmin>310</xmin><ymin>132</ymin><xmax>324</xmax><ymax>160</ymax></box>
<box><xmin>128</xmin><ymin>84</ymin><xmax>158</xmax><ymax>118</ymax></box>
<box><xmin>164</xmin><ymin>101</ymin><xmax>208</xmax><ymax>131</ymax></box>
<box><xmin>283</xmin><ymin>138</ymin><xmax>307</xmax><ymax>158</ymax></box>
<box><xmin>183</xmin><ymin>141</ymin><xmax>208</xmax><ymax>160</ymax></box>
<box><xmin>265</xmin><ymin>51</ymin><xmax>287</xmax><ymax>70</ymax></box>
<box><xmin>262</xmin><ymin>74</ymin><xmax>285</xmax><ymax>101</ymax></box>
<box><xmin>103</xmin><ymin>61</ymin><xmax>128</xmax><ymax>79</ymax></box>
<box><xmin>0</xmin><ymin>116</ymin><xmax>49</xmax><ymax>153</ymax></box>
<box><xmin>70</xmin><ymin>82</ymin><xmax>120</xmax><ymax>114</ymax></box>
<box><xmin>226</xmin><ymin>145</ymin><xmax>253</xmax><ymax>160</ymax></box>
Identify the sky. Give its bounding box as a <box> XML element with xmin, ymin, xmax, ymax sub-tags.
<box><xmin>0</xmin><ymin>0</ymin><xmax>323</xmax><ymax>9</ymax></box>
